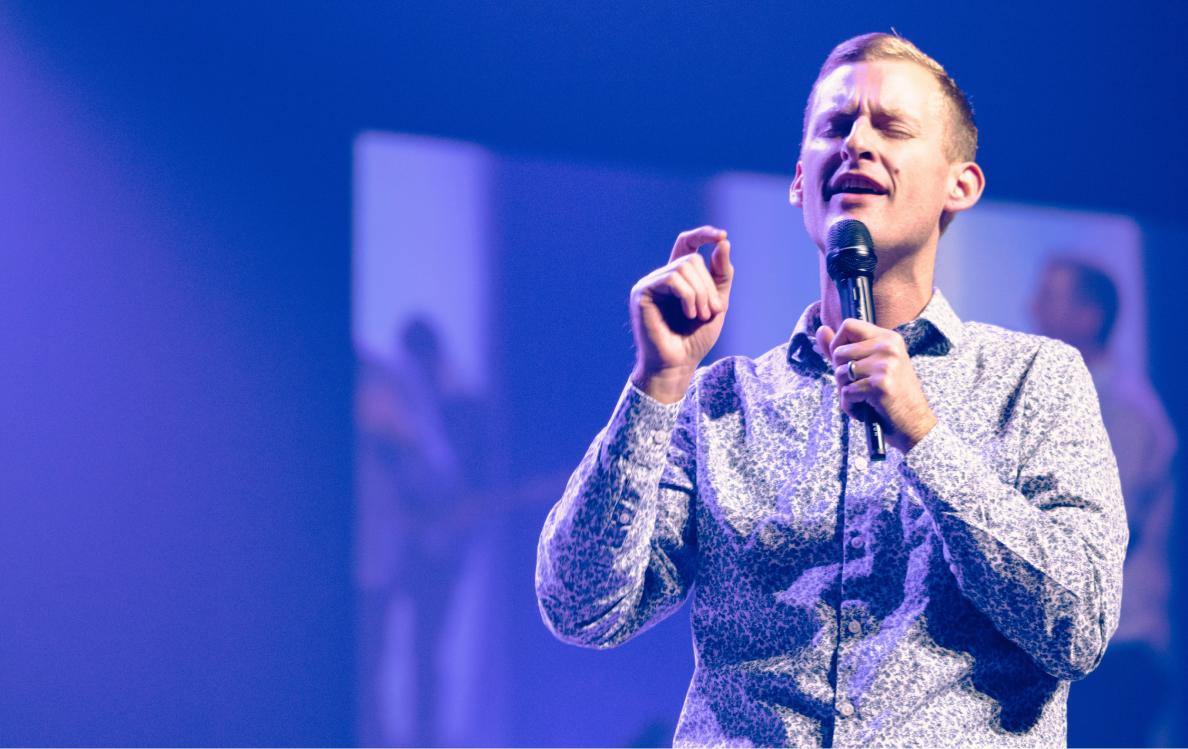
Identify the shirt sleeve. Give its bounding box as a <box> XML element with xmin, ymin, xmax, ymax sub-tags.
<box><xmin>535</xmin><ymin>379</ymin><xmax>699</xmax><ymax>648</ymax></box>
<box><xmin>900</xmin><ymin>340</ymin><xmax>1128</xmax><ymax>681</ymax></box>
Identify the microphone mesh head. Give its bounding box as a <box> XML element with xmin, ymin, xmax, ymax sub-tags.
<box><xmin>826</xmin><ymin>219</ymin><xmax>877</xmax><ymax>282</ymax></box>
<box><xmin>827</xmin><ymin>250</ymin><xmax>877</xmax><ymax>281</ymax></box>
<box><xmin>827</xmin><ymin>219</ymin><xmax>874</xmax><ymax>253</ymax></box>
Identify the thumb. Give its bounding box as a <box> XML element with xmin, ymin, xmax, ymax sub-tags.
<box><xmin>710</xmin><ymin>239</ymin><xmax>733</xmax><ymax>295</ymax></box>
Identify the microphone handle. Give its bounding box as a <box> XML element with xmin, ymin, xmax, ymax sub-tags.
<box><xmin>836</xmin><ymin>276</ymin><xmax>888</xmax><ymax>462</ymax></box>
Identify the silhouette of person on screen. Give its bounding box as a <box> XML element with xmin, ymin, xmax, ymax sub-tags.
<box><xmin>355</xmin><ymin>317</ymin><xmax>494</xmax><ymax>747</ymax></box>
<box><xmin>1031</xmin><ymin>257</ymin><xmax>1176</xmax><ymax>747</ymax></box>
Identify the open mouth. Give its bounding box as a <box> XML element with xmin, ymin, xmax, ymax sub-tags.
<box><xmin>824</xmin><ymin>174</ymin><xmax>888</xmax><ymax>201</ymax></box>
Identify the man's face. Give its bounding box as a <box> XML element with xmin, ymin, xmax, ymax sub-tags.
<box><xmin>791</xmin><ymin>61</ymin><xmax>958</xmax><ymax>260</ymax></box>
<box><xmin>1030</xmin><ymin>265</ymin><xmax>1102</xmax><ymax>348</ymax></box>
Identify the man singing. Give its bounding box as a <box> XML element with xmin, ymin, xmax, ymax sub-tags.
<box><xmin>536</xmin><ymin>32</ymin><xmax>1126</xmax><ymax>748</ymax></box>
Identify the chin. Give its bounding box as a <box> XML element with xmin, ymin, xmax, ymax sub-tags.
<box><xmin>828</xmin><ymin>208</ymin><xmax>882</xmax><ymax>233</ymax></box>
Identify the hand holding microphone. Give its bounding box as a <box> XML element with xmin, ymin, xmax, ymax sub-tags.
<box><xmin>816</xmin><ymin>219</ymin><xmax>937</xmax><ymax>457</ymax></box>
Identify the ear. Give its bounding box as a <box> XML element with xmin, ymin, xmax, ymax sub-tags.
<box><xmin>943</xmin><ymin>161</ymin><xmax>985</xmax><ymax>215</ymax></box>
<box><xmin>789</xmin><ymin>163</ymin><xmax>805</xmax><ymax>208</ymax></box>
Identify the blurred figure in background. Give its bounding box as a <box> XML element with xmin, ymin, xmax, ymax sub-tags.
<box><xmin>355</xmin><ymin>317</ymin><xmax>498</xmax><ymax>747</ymax></box>
<box><xmin>1031</xmin><ymin>258</ymin><xmax>1177</xmax><ymax>747</ymax></box>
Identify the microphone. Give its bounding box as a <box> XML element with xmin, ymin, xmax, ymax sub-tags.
<box><xmin>826</xmin><ymin>219</ymin><xmax>887</xmax><ymax>462</ymax></box>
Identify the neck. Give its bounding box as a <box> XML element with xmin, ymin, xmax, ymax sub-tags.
<box><xmin>1075</xmin><ymin>343</ymin><xmax>1108</xmax><ymax>369</ymax></box>
<box><xmin>819</xmin><ymin>238</ymin><xmax>938</xmax><ymax>331</ymax></box>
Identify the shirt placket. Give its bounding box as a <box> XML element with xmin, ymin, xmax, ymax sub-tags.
<box><xmin>832</xmin><ymin>413</ymin><xmax>874</xmax><ymax>744</ymax></box>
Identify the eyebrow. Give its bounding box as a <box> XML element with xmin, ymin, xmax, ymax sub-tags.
<box><xmin>876</xmin><ymin>106</ymin><xmax>915</xmax><ymax>123</ymax></box>
<box><xmin>821</xmin><ymin>103</ymin><xmax>922</xmax><ymax>128</ymax></box>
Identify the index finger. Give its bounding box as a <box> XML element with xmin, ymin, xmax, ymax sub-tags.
<box><xmin>670</xmin><ymin>226</ymin><xmax>727</xmax><ymax>262</ymax></box>
<box><xmin>831</xmin><ymin>318</ymin><xmax>882</xmax><ymax>348</ymax></box>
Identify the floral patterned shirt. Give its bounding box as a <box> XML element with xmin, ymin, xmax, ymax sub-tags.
<box><xmin>536</xmin><ymin>290</ymin><xmax>1126</xmax><ymax>747</ymax></box>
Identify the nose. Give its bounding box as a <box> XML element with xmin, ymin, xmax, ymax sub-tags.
<box><xmin>842</xmin><ymin>118</ymin><xmax>875</xmax><ymax>162</ymax></box>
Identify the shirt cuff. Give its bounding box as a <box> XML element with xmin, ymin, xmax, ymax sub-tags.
<box><xmin>607</xmin><ymin>380</ymin><xmax>683</xmax><ymax>469</ymax></box>
<box><xmin>899</xmin><ymin>420</ymin><xmax>980</xmax><ymax>513</ymax></box>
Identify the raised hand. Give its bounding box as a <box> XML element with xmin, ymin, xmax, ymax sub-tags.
<box><xmin>630</xmin><ymin>226</ymin><xmax>732</xmax><ymax>404</ymax></box>
<box><xmin>815</xmin><ymin>319</ymin><xmax>938</xmax><ymax>453</ymax></box>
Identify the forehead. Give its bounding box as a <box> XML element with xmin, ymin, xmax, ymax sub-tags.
<box><xmin>1042</xmin><ymin>264</ymin><xmax>1079</xmax><ymax>290</ymax></box>
<box><xmin>808</xmin><ymin>60</ymin><xmax>945</xmax><ymax>126</ymax></box>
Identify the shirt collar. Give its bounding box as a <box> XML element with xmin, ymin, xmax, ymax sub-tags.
<box><xmin>787</xmin><ymin>301</ymin><xmax>827</xmax><ymax>371</ymax></box>
<box><xmin>787</xmin><ymin>287</ymin><xmax>964</xmax><ymax>370</ymax></box>
<box><xmin>899</xmin><ymin>288</ymin><xmax>964</xmax><ymax>356</ymax></box>
<box><xmin>911</xmin><ymin>288</ymin><xmax>964</xmax><ymax>349</ymax></box>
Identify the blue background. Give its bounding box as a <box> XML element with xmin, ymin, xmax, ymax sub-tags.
<box><xmin>0</xmin><ymin>1</ymin><xmax>1185</xmax><ymax>745</ymax></box>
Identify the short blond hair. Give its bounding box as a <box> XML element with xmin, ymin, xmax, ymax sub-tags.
<box><xmin>803</xmin><ymin>33</ymin><xmax>978</xmax><ymax>163</ymax></box>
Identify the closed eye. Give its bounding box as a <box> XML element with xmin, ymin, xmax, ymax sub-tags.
<box><xmin>877</xmin><ymin>123</ymin><xmax>914</xmax><ymax>139</ymax></box>
<box><xmin>872</xmin><ymin>111</ymin><xmax>919</xmax><ymax>139</ymax></box>
<box><xmin>820</xmin><ymin>113</ymin><xmax>856</xmax><ymax>138</ymax></box>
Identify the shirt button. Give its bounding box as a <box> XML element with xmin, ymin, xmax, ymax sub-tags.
<box><xmin>852</xmin><ymin>456</ymin><xmax>868</xmax><ymax>472</ymax></box>
<box><xmin>619</xmin><ymin>511</ymin><xmax>633</xmax><ymax>524</ymax></box>
<box><xmin>838</xmin><ymin>701</ymin><xmax>855</xmax><ymax>717</ymax></box>
<box><xmin>848</xmin><ymin>620</ymin><xmax>862</xmax><ymax>635</ymax></box>
<box><xmin>850</xmin><ymin>536</ymin><xmax>864</xmax><ymax>549</ymax></box>
<box><xmin>950</xmin><ymin>563</ymin><xmax>959</xmax><ymax>576</ymax></box>
<box><xmin>651</xmin><ymin>430</ymin><xmax>667</xmax><ymax>445</ymax></box>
